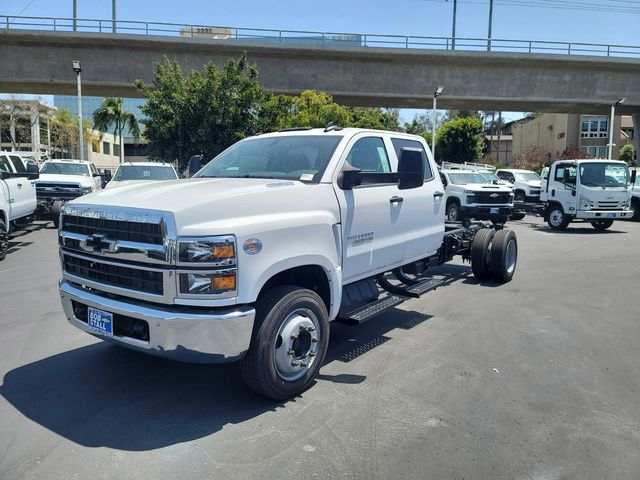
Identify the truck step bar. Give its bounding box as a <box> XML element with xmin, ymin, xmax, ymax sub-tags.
<box><xmin>339</xmin><ymin>295</ymin><xmax>405</xmax><ymax>325</ymax></box>
<box><xmin>339</xmin><ymin>277</ymin><xmax>445</xmax><ymax>325</ymax></box>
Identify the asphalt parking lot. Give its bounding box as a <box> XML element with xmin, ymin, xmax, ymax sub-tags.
<box><xmin>1</xmin><ymin>217</ymin><xmax>639</xmax><ymax>480</ymax></box>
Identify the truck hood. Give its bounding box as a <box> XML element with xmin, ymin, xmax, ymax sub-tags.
<box><xmin>463</xmin><ymin>184</ymin><xmax>513</xmax><ymax>193</ymax></box>
<box><xmin>71</xmin><ymin>178</ymin><xmax>338</xmax><ymax>235</ymax></box>
<box><xmin>36</xmin><ymin>174</ymin><xmax>92</xmax><ymax>186</ymax></box>
<box><xmin>526</xmin><ymin>180</ymin><xmax>542</xmax><ymax>188</ymax></box>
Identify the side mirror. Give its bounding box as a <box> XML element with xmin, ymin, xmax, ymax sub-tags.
<box><xmin>631</xmin><ymin>170</ymin><xmax>637</xmax><ymax>184</ymax></box>
<box><xmin>398</xmin><ymin>148</ymin><xmax>424</xmax><ymax>190</ymax></box>
<box><xmin>93</xmin><ymin>173</ymin><xmax>101</xmax><ymax>178</ymax></box>
<box><xmin>26</xmin><ymin>161</ymin><xmax>39</xmax><ymax>180</ymax></box>
<box><xmin>337</xmin><ymin>163</ymin><xmax>362</xmax><ymax>190</ymax></box>
<box><xmin>188</xmin><ymin>155</ymin><xmax>205</xmax><ymax>178</ymax></box>
<box><xmin>0</xmin><ymin>170</ymin><xmax>7</xmax><ymax>180</ymax></box>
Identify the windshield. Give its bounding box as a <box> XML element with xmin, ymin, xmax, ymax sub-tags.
<box><xmin>114</xmin><ymin>165</ymin><xmax>177</xmax><ymax>181</ymax></box>
<box><xmin>514</xmin><ymin>172</ymin><xmax>541</xmax><ymax>182</ymax></box>
<box><xmin>40</xmin><ymin>162</ymin><xmax>90</xmax><ymax>176</ymax></box>
<box><xmin>447</xmin><ymin>172</ymin><xmax>491</xmax><ymax>185</ymax></box>
<box><xmin>579</xmin><ymin>162</ymin><xmax>629</xmax><ymax>188</ymax></box>
<box><xmin>478</xmin><ymin>172</ymin><xmax>501</xmax><ymax>183</ymax></box>
<box><xmin>196</xmin><ymin>135</ymin><xmax>343</xmax><ymax>182</ymax></box>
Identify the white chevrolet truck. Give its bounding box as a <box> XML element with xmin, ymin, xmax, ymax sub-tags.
<box><xmin>1</xmin><ymin>152</ymin><xmax>39</xmax><ymax>261</ymax></box>
<box><xmin>541</xmin><ymin>159</ymin><xmax>635</xmax><ymax>230</ymax></box>
<box><xmin>58</xmin><ymin>128</ymin><xmax>518</xmax><ymax>399</ymax></box>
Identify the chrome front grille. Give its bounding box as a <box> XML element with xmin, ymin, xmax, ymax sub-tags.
<box><xmin>474</xmin><ymin>192</ymin><xmax>512</xmax><ymax>205</ymax></box>
<box><xmin>63</xmin><ymin>254</ymin><xmax>164</xmax><ymax>295</ymax></box>
<box><xmin>596</xmin><ymin>201</ymin><xmax>624</xmax><ymax>210</ymax></box>
<box><xmin>59</xmin><ymin>205</ymin><xmax>177</xmax><ymax>302</ymax></box>
<box><xmin>36</xmin><ymin>182</ymin><xmax>82</xmax><ymax>201</ymax></box>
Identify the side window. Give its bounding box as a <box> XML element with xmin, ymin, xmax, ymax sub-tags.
<box><xmin>508</xmin><ymin>173</ymin><xmax>516</xmax><ymax>183</ymax></box>
<box><xmin>496</xmin><ymin>171</ymin><xmax>507</xmax><ymax>180</ymax></box>
<box><xmin>555</xmin><ymin>165</ymin><xmax>576</xmax><ymax>184</ymax></box>
<box><xmin>0</xmin><ymin>155</ymin><xmax>12</xmax><ymax>173</ymax></box>
<box><xmin>440</xmin><ymin>172</ymin><xmax>448</xmax><ymax>187</ymax></box>
<box><xmin>390</xmin><ymin>138</ymin><xmax>433</xmax><ymax>180</ymax></box>
<box><xmin>346</xmin><ymin>137</ymin><xmax>391</xmax><ymax>174</ymax></box>
<box><xmin>9</xmin><ymin>155</ymin><xmax>26</xmax><ymax>173</ymax></box>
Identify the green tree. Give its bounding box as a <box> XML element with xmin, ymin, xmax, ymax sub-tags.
<box><xmin>619</xmin><ymin>144</ymin><xmax>635</xmax><ymax>163</ymax></box>
<box><xmin>50</xmin><ymin>107</ymin><xmax>93</xmax><ymax>158</ymax></box>
<box><xmin>436</xmin><ymin>116</ymin><xmax>486</xmax><ymax>163</ymax></box>
<box><xmin>136</xmin><ymin>54</ymin><xmax>276</xmax><ymax>168</ymax></box>
<box><xmin>349</xmin><ymin>107</ymin><xmax>400</xmax><ymax>130</ymax></box>
<box><xmin>287</xmin><ymin>90</ymin><xmax>351</xmax><ymax>128</ymax></box>
<box><xmin>92</xmin><ymin>97</ymin><xmax>141</xmax><ymax>164</ymax></box>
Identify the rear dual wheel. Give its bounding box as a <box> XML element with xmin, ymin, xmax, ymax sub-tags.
<box><xmin>471</xmin><ymin>228</ymin><xmax>518</xmax><ymax>283</ymax></box>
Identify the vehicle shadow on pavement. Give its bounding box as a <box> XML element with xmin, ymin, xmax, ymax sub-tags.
<box><xmin>524</xmin><ymin>222</ymin><xmax>626</xmax><ymax>235</ymax></box>
<box><xmin>0</xmin><ymin>342</ymin><xmax>284</xmax><ymax>451</ymax></box>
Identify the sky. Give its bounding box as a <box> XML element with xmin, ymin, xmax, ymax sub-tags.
<box><xmin>2</xmin><ymin>0</ymin><xmax>640</xmax><ymax>123</ymax></box>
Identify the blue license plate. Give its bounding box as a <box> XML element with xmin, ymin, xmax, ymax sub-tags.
<box><xmin>87</xmin><ymin>307</ymin><xmax>113</xmax><ymax>337</ymax></box>
<box><xmin>607</xmin><ymin>213</ymin><xmax>616</xmax><ymax>219</ymax></box>
<box><xmin>490</xmin><ymin>208</ymin><xmax>499</xmax><ymax>214</ymax></box>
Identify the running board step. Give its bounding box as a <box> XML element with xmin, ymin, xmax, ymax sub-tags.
<box><xmin>406</xmin><ymin>278</ymin><xmax>444</xmax><ymax>296</ymax></box>
<box><xmin>338</xmin><ymin>295</ymin><xmax>405</xmax><ymax>325</ymax></box>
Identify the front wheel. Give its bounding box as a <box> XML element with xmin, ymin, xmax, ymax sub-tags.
<box><xmin>0</xmin><ymin>218</ymin><xmax>7</xmax><ymax>261</ymax></box>
<box><xmin>241</xmin><ymin>286</ymin><xmax>330</xmax><ymax>400</ymax></box>
<box><xmin>591</xmin><ymin>219</ymin><xmax>614</xmax><ymax>231</ymax></box>
<box><xmin>547</xmin><ymin>205</ymin><xmax>569</xmax><ymax>230</ymax></box>
<box><xmin>631</xmin><ymin>199</ymin><xmax>640</xmax><ymax>221</ymax></box>
<box><xmin>446</xmin><ymin>201</ymin><xmax>460</xmax><ymax>222</ymax></box>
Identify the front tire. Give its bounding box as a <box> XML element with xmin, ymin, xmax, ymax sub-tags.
<box><xmin>547</xmin><ymin>205</ymin><xmax>569</xmax><ymax>230</ymax></box>
<box><xmin>514</xmin><ymin>191</ymin><xmax>525</xmax><ymax>203</ymax></box>
<box><xmin>631</xmin><ymin>198</ymin><xmax>640</xmax><ymax>221</ymax></box>
<box><xmin>0</xmin><ymin>218</ymin><xmax>7</xmax><ymax>261</ymax></box>
<box><xmin>241</xmin><ymin>286</ymin><xmax>330</xmax><ymax>400</ymax></box>
<box><xmin>591</xmin><ymin>219</ymin><xmax>614</xmax><ymax>231</ymax></box>
<box><xmin>446</xmin><ymin>201</ymin><xmax>461</xmax><ymax>222</ymax></box>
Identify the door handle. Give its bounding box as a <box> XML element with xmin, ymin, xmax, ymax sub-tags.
<box><xmin>433</xmin><ymin>191</ymin><xmax>444</xmax><ymax>198</ymax></box>
<box><xmin>17</xmin><ymin>183</ymin><xmax>22</xmax><ymax>188</ymax></box>
<box><xmin>390</xmin><ymin>196</ymin><xmax>404</xmax><ymax>204</ymax></box>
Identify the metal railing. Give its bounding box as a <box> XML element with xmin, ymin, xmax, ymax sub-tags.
<box><xmin>3</xmin><ymin>15</ymin><xmax>640</xmax><ymax>59</ymax></box>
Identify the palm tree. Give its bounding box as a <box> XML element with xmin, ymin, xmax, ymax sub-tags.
<box><xmin>92</xmin><ymin>97</ymin><xmax>141</xmax><ymax>164</ymax></box>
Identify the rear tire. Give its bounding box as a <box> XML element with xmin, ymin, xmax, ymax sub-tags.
<box><xmin>52</xmin><ymin>215</ymin><xmax>60</xmax><ymax>229</ymax></box>
<box><xmin>489</xmin><ymin>230</ymin><xmax>518</xmax><ymax>283</ymax></box>
<box><xmin>591</xmin><ymin>219</ymin><xmax>614</xmax><ymax>231</ymax></box>
<box><xmin>471</xmin><ymin>228</ymin><xmax>496</xmax><ymax>280</ymax></box>
<box><xmin>241</xmin><ymin>286</ymin><xmax>329</xmax><ymax>400</ymax></box>
<box><xmin>514</xmin><ymin>191</ymin><xmax>525</xmax><ymax>203</ymax></box>
<box><xmin>0</xmin><ymin>219</ymin><xmax>7</xmax><ymax>261</ymax></box>
<box><xmin>547</xmin><ymin>204</ymin><xmax>569</xmax><ymax>230</ymax></box>
<box><xmin>510</xmin><ymin>212</ymin><xmax>526</xmax><ymax>221</ymax></box>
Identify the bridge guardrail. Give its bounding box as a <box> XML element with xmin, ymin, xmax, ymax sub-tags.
<box><xmin>2</xmin><ymin>15</ymin><xmax>640</xmax><ymax>59</ymax></box>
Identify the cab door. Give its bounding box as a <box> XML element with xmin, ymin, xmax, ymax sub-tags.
<box><xmin>549</xmin><ymin>162</ymin><xmax>577</xmax><ymax>214</ymax></box>
<box><xmin>0</xmin><ymin>154</ymin><xmax>16</xmax><ymax>219</ymax></box>
<box><xmin>389</xmin><ymin>137</ymin><xmax>445</xmax><ymax>262</ymax></box>
<box><xmin>334</xmin><ymin>135</ymin><xmax>403</xmax><ymax>283</ymax></box>
<box><xmin>7</xmin><ymin>155</ymin><xmax>35</xmax><ymax>218</ymax></box>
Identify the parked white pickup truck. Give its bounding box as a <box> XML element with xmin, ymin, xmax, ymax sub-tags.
<box><xmin>541</xmin><ymin>159</ymin><xmax>635</xmax><ymax>230</ymax></box>
<box><xmin>35</xmin><ymin>159</ymin><xmax>103</xmax><ymax>227</ymax></box>
<box><xmin>58</xmin><ymin>128</ymin><xmax>519</xmax><ymax>399</ymax></box>
<box><xmin>0</xmin><ymin>152</ymin><xmax>39</xmax><ymax>260</ymax></box>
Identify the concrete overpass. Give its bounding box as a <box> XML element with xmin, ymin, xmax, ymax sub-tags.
<box><xmin>2</xmin><ymin>29</ymin><xmax>640</xmax><ymax>117</ymax></box>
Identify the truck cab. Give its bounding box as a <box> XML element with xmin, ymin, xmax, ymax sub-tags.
<box><xmin>0</xmin><ymin>152</ymin><xmax>39</xmax><ymax>260</ymax></box>
<box><xmin>439</xmin><ymin>163</ymin><xmax>514</xmax><ymax>223</ymax></box>
<box><xmin>541</xmin><ymin>159</ymin><xmax>634</xmax><ymax>230</ymax></box>
<box><xmin>495</xmin><ymin>169</ymin><xmax>542</xmax><ymax>203</ymax></box>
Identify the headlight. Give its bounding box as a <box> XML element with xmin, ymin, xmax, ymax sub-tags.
<box><xmin>81</xmin><ymin>186</ymin><xmax>93</xmax><ymax>194</ymax></box>
<box><xmin>178</xmin><ymin>236</ymin><xmax>236</xmax><ymax>265</ymax></box>
<box><xmin>179</xmin><ymin>272</ymin><xmax>236</xmax><ymax>295</ymax></box>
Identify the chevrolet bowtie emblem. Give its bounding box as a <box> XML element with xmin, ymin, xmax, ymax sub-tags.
<box><xmin>490</xmin><ymin>193</ymin><xmax>499</xmax><ymax>198</ymax></box>
<box><xmin>84</xmin><ymin>234</ymin><xmax>118</xmax><ymax>254</ymax></box>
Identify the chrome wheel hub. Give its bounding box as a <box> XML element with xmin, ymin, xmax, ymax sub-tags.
<box><xmin>505</xmin><ymin>239</ymin><xmax>517</xmax><ymax>274</ymax></box>
<box><xmin>549</xmin><ymin>210</ymin><xmax>563</xmax><ymax>226</ymax></box>
<box><xmin>273</xmin><ymin>308</ymin><xmax>320</xmax><ymax>381</ymax></box>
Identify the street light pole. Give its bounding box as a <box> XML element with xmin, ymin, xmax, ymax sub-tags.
<box><xmin>608</xmin><ymin>97</ymin><xmax>626</xmax><ymax>160</ymax></box>
<box><xmin>433</xmin><ymin>86</ymin><xmax>444</xmax><ymax>162</ymax></box>
<box><xmin>73</xmin><ymin>0</ymin><xmax>78</xmax><ymax>31</ymax></box>
<box><xmin>112</xmin><ymin>0</ymin><xmax>117</xmax><ymax>33</ymax></box>
<box><xmin>488</xmin><ymin>0</ymin><xmax>494</xmax><ymax>51</ymax></box>
<box><xmin>72</xmin><ymin>60</ymin><xmax>84</xmax><ymax>161</ymax></box>
<box><xmin>450</xmin><ymin>0</ymin><xmax>458</xmax><ymax>50</ymax></box>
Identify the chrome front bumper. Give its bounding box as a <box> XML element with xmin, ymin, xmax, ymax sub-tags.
<box><xmin>59</xmin><ymin>280</ymin><xmax>255</xmax><ymax>364</ymax></box>
<box><xmin>575</xmin><ymin>209</ymin><xmax>633</xmax><ymax>220</ymax></box>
